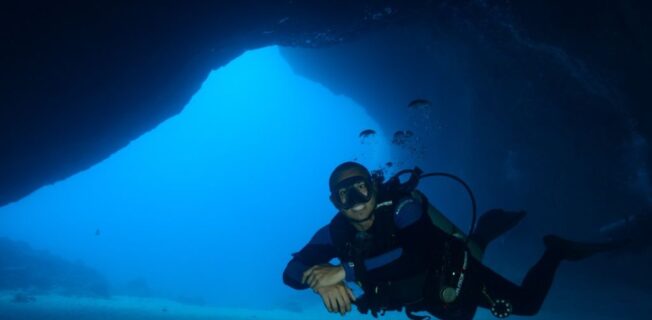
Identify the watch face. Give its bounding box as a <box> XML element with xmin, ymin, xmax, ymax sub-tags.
<box><xmin>490</xmin><ymin>299</ymin><xmax>513</xmax><ymax>318</ymax></box>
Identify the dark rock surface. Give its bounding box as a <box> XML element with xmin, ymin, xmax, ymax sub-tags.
<box><xmin>0</xmin><ymin>237</ymin><xmax>109</xmax><ymax>297</ymax></box>
<box><xmin>1</xmin><ymin>0</ymin><xmax>650</xmax><ymax>225</ymax></box>
<box><xmin>280</xmin><ymin>1</ymin><xmax>652</xmax><ymax>234</ymax></box>
<box><xmin>0</xmin><ymin>1</ymin><xmax>409</xmax><ymax>206</ymax></box>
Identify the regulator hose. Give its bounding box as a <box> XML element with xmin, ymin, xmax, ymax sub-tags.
<box><xmin>388</xmin><ymin>168</ymin><xmax>478</xmax><ymax>239</ymax></box>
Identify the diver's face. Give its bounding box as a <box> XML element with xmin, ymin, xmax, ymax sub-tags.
<box><xmin>334</xmin><ymin>170</ymin><xmax>377</xmax><ymax>222</ymax></box>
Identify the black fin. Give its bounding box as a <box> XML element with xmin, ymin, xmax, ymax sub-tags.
<box><xmin>543</xmin><ymin>235</ymin><xmax>629</xmax><ymax>261</ymax></box>
<box><xmin>471</xmin><ymin>209</ymin><xmax>527</xmax><ymax>249</ymax></box>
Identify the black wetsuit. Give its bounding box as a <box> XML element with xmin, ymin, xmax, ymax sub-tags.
<box><xmin>283</xmin><ymin>194</ymin><xmax>562</xmax><ymax>319</ymax></box>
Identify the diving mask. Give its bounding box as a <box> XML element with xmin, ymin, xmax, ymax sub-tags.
<box><xmin>331</xmin><ymin>176</ymin><xmax>374</xmax><ymax>210</ymax></box>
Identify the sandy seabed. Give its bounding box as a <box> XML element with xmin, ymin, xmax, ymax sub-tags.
<box><xmin>0</xmin><ymin>291</ymin><xmax>410</xmax><ymax>320</ymax></box>
<box><xmin>0</xmin><ymin>290</ymin><xmax>648</xmax><ymax>320</ymax></box>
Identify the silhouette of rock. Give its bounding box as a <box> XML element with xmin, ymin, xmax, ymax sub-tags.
<box><xmin>0</xmin><ymin>237</ymin><xmax>110</xmax><ymax>298</ymax></box>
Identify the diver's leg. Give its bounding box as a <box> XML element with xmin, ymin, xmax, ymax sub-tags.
<box><xmin>543</xmin><ymin>235</ymin><xmax>627</xmax><ymax>261</ymax></box>
<box><xmin>475</xmin><ymin>235</ymin><xmax>621</xmax><ymax>316</ymax></box>
<box><xmin>474</xmin><ymin>250</ymin><xmax>562</xmax><ymax>316</ymax></box>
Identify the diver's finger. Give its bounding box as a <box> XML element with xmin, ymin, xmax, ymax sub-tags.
<box><xmin>325</xmin><ymin>293</ymin><xmax>335</xmax><ymax>313</ymax></box>
<box><xmin>319</xmin><ymin>292</ymin><xmax>330</xmax><ymax>312</ymax></box>
<box><xmin>346</xmin><ymin>286</ymin><xmax>356</xmax><ymax>301</ymax></box>
<box><xmin>341</xmin><ymin>293</ymin><xmax>352</xmax><ymax>314</ymax></box>
<box><xmin>330</xmin><ymin>293</ymin><xmax>340</xmax><ymax>314</ymax></box>
<box><xmin>313</xmin><ymin>273</ymin><xmax>324</xmax><ymax>287</ymax></box>
<box><xmin>338</xmin><ymin>286</ymin><xmax>352</xmax><ymax>313</ymax></box>
<box><xmin>302</xmin><ymin>266</ymin><xmax>316</xmax><ymax>284</ymax></box>
<box><xmin>345</xmin><ymin>291</ymin><xmax>352</xmax><ymax>313</ymax></box>
<box><xmin>308</xmin><ymin>274</ymin><xmax>319</xmax><ymax>288</ymax></box>
<box><xmin>337</xmin><ymin>287</ymin><xmax>351</xmax><ymax>315</ymax></box>
<box><xmin>306</xmin><ymin>272</ymin><xmax>315</xmax><ymax>286</ymax></box>
<box><xmin>333</xmin><ymin>292</ymin><xmax>345</xmax><ymax>315</ymax></box>
<box><xmin>336</xmin><ymin>293</ymin><xmax>349</xmax><ymax>315</ymax></box>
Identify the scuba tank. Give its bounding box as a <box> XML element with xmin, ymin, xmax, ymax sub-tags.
<box><xmin>372</xmin><ymin>166</ymin><xmax>478</xmax><ymax>241</ymax></box>
<box><xmin>373</xmin><ymin>167</ymin><xmax>481</xmax><ymax>308</ymax></box>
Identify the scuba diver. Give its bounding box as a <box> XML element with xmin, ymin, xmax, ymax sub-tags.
<box><xmin>283</xmin><ymin>161</ymin><xmax>621</xmax><ymax>319</ymax></box>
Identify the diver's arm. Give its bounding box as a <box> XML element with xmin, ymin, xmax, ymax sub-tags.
<box><xmin>283</xmin><ymin>225</ymin><xmax>340</xmax><ymax>290</ymax></box>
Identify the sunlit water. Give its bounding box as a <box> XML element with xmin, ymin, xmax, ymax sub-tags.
<box><xmin>0</xmin><ymin>46</ymin><xmax>391</xmax><ymax>315</ymax></box>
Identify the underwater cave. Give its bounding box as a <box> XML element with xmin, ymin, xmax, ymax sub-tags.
<box><xmin>0</xmin><ymin>1</ymin><xmax>650</xmax><ymax>319</ymax></box>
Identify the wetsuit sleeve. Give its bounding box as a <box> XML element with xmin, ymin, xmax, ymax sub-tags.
<box><xmin>282</xmin><ymin>225</ymin><xmax>340</xmax><ymax>290</ymax></box>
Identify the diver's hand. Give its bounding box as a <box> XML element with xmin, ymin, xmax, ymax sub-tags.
<box><xmin>302</xmin><ymin>263</ymin><xmax>346</xmax><ymax>289</ymax></box>
<box><xmin>314</xmin><ymin>282</ymin><xmax>356</xmax><ymax>315</ymax></box>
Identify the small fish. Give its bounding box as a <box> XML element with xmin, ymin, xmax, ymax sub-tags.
<box><xmin>392</xmin><ymin>131</ymin><xmax>404</xmax><ymax>143</ymax></box>
<box><xmin>385</xmin><ymin>162</ymin><xmax>393</xmax><ymax>167</ymax></box>
<box><xmin>95</xmin><ymin>229</ymin><xmax>101</xmax><ymax>236</ymax></box>
<box><xmin>408</xmin><ymin>99</ymin><xmax>432</xmax><ymax>109</ymax></box>
<box><xmin>359</xmin><ymin>129</ymin><xmax>376</xmax><ymax>138</ymax></box>
<box><xmin>392</xmin><ymin>130</ymin><xmax>415</xmax><ymax>145</ymax></box>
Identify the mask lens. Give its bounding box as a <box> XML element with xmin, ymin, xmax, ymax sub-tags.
<box><xmin>333</xmin><ymin>176</ymin><xmax>372</xmax><ymax>209</ymax></box>
<box><xmin>338</xmin><ymin>189</ymin><xmax>348</xmax><ymax>204</ymax></box>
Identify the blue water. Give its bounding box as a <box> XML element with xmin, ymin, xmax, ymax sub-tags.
<box><xmin>2</xmin><ymin>46</ymin><xmax>646</xmax><ymax>320</ymax></box>
<box><xmin>0</xmin><ymin>46</ymin><xmax>391</xmax><ymax>310</ymax></box>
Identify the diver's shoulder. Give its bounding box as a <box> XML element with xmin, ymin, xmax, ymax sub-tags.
<box><xmin>393</xmin><ymin>194</ymin><xmax>424</xmax><ymax>229</ymax></box>
<box><xmin>309</xmin><ymin>224</ymin><xmax>333</xmax><ymax>245</ymax></box>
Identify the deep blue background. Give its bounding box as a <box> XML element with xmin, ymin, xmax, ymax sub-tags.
<box><xmin>0</xmin><ymin>46</ymin><xmax>398</xmax><ymax>309</ymax></box>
